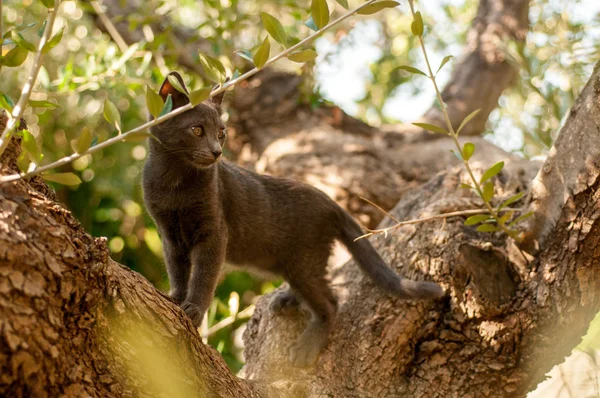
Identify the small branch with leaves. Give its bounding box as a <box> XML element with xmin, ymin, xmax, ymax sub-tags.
<box><xmin>0</xmin><ymin>0</ymin><xmax>63</xmax><ymax>159</ymax></box>
<box><xmin>355</xmin><ymin>203</ymin><xmax>523</xmax><ymax>241</ymax></box>
<box><xmin>395</xmin><ymin>0</ymin><xmax>532</xmax><ymax>241</ymax></box>
<box><xmin>0</xmin><ymin>0</ymin><xmax>400</xmax><ymax>185</ymax></box>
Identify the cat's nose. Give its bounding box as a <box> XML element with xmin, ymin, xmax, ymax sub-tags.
<box><xmin>211</xmin><ymin>149</ymin><xmax>222</xmax><ymax>159</ymax></box>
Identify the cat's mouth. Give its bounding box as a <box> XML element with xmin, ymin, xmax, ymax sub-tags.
<box><xmin>191</xmin><ymin>154</ymin><xmax>220</xmax><ymax>168</ymax></box>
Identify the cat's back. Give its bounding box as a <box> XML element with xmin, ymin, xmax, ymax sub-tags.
<box><xmin>217</xmin><ymin>160</ymin><xmax>341</xmax><ymax>232</ymax></box>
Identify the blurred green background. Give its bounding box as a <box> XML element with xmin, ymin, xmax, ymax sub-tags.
<box><xmin>1</xmin><ymin>0</ymin><xmax>598</xmax><ymax>373</ymax></box>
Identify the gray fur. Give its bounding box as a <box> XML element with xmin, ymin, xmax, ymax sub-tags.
<box><xmin>142</xmin><ymin>72</ymin><xmax>444</xmax><ymax>367</ymax></box>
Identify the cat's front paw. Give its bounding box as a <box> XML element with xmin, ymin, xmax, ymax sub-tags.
<box><xmin>169</xmin><ymin>290</ymin><xmax>186</xmax><ymax>305</ymax></box>
<box><xmin>181</xmin><ymin>301</ymin><xmax>204</xmax><ymax>327</ymax></box>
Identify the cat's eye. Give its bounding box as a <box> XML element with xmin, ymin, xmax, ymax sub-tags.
<box><xmin>192</xmin><ymin>126</ymin><xmax>204</xmax><ymax>136</ymax></box>
<box><xmin>218</xmin><ymin>128</ymin><xmax>226</xmax><ymax>139</ymax></box>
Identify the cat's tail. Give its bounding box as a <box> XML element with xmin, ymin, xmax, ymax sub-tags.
<box><xmin>337</xmin><ymin>209</ymin><xmax>444</xmax><ymax>300</ymax></box>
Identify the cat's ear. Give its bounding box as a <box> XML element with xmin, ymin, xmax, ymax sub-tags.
<box><xmin>159</xmin><ymin>71</ymin><xmax>190</xmax><ymax>109</ymax></box>
<box><xmin>210</xmin><ymin>77</ymin><xmax>230</xmax><ymax>108</ymax></box>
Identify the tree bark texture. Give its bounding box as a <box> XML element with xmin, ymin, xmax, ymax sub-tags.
<box><xmin>5</xmin><ymin>0</ymin><xmax>599</xmax><ymax>397</ymax></box>
<box><xmin>242</xmin><ymin>64</ymin><xmax>600</xmax><ymax>396</ymax></box>
<box><xmin>0</xmin><ymin>116</ymin><xmax>264</xmax><ymax>397</ymax></box>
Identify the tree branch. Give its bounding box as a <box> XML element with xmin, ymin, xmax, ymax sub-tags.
<box><xmin>0</xmin><ymin>0</ymin><xmax>380</xmax><ymax>183</ymax></box>
<box><xmin>0</xmin><ymin>0</ymin><xmax>61</xmax><ymax>159</ymax></box>
<box><xmin>418</xmin><ymin>0</ymin><xmax>530</xmax><ymax>136</ymax></box>
<box><xmin>520</xmin><ymin>61</ymin><xmax>600</xmax><ymax>253</ymax></box>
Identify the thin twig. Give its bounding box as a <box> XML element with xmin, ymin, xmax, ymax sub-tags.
<box><xmin>354</xmin><ymin>207</ymin><xmax>522</xmax><ymax>241</ymax></box>
<box><xmin>90</xmin><ymin>0</ymin><xmax>128</xmax><ymax>52</ymax></box>
<box><xmin>0</xmin><ymin>0</ymin><xmax>3</xmax><ymax>74</ymax></box>
<box><xmin>406</xmin><ymin>0</ymin><xmax>518</xmax><ymax>240</ymax></box>
<box><xmin>206</xmin><ymin>304</ymin><xmax>255</xmax><ymax>337</ymax></box>
<box><xmin>0</xmin><ymin>0</ymin><xmax>379</xmax><ymax>183</ymax></box>
<box><xmin>0</xmin><ymin>0</ymin><xmax>61</xmax><ymax>160</ymax></box>
<box><xmin>86</xmin><ymin>5</ymin><xmax>170</xmax><ymax>82</ymax></box>
<box><xmin>359</xmin><ymin>196</ymin><xmax>401</xmax><ymax>224</ymax></box>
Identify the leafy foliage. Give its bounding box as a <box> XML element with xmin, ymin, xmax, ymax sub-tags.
<box><xmin>1</xmin><ymin>0</ymin><xmax>595</xmax><ymax>372</ymax></box>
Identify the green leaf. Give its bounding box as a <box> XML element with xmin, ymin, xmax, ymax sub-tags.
<box><xmin>167</xmin><ymin>74</ymin><xmax>189</xmax><ymax>95</ymax></box>
<box><xmin>73</xmin><ymin>128</ymin><xmax>93</xmax><ymax>154</ymax></box>
<box><xmin>396</xmin><ymin>65</ymin><xmax>427</xmax><ymax>76</ymax></box>
<box><xmin>190</xmin><ymin>87</ymin><xmax>212</xmax><ymax>106</ymax></box>
<box><xmin>159</xmin><ymin>94</ymin><xmax>173</xmax><ymax>117</ymax></box>
<box><xmin>17</xmin><ymin>152</ymin><xmax>31</xmax><ymax>173</ymax></box>
<box><xmin>0</xmin><ymin>93</ymin><xmax>15</xmax><ymax>112</ymax></box>
<box><xmin>451</xmin><ymin>149</ymin><xmax>463</xmax><ymax>161</ymax></box>
<box><xmin>411</xmin><ymin>11</ymin><xmax>424</xmax><ymax>37</ymax></box>
<box><xmin>40</xmin><ymin>0</ymin><xmax>55</xmax><ymax>8</ymax></box>
<box><xmin>146</xmin><ymin>85</ymin><xmax>164</xmax><ymax>119</ymax></box>
<box><xmin>29</xmin><ymin>100</ymin><xmax>58</xmax><ymax>109</ymax></box>
<box><xmin>0</xmin><ymin>37</ymin><xmax>15</xmax><ymax>47</ymax></box>
<box><xmin>261</xmin><ymin>12</ymin><xmax>287</xmax><ymax>47</ymax></box>
<box><xmin>508</xmin><ymin>211</ymin><xmax>534</xmax><ymax>227</ymax></box>
<box><xmin>123</xmin><ymin>131</ymin><xmax>153</xmax><ymax>142</ymax></box>
<box><xmin>198</xmin><ymin>52</ymin><xmax>226</xmax><ymax>83</ymax></box>
<box><xmin>311</xmin><ymin>0</ymin><xmax>330</xmax><ymax>29</ymax></box>
<box><xmin>482</xmin><ymin>181</ymin><xmax>495</xmax><ymax>202</ymax></box>
<box><xmin>476</xmin><ymin>224</ymin><xmax>499</xmax><ymax>233</ymax></box>
<box><xmin>480</xmin><ymin>161</ymin><xmax>504</xmax><ymax>184</ymax></box>
<box><xmin>412</xmin><ymin>122</ymin><xmax>447</xmax><ymax>134</ymax></box>
<box><xmin>42</xmin><ymin>27</ymin><xmax>63</xmax><ymax>54</ymax></box>
<box><xmin>234</xmin><ymin>49</ymin><xmax>254</xmax><ymax>64</ymax></box>
<box><xmin>287</xmin><ymin>49</ymin><xmax>318</xmax><ymax>63</ymax></box>
<box><xmin>253</xmin><ymin>37</ymin><xmax>270</xmax><ymax>69</ymax></box>
<box><xmin>12</xmin><ymin>31</ymin><xmax>36</xmax><ymax>52</ymax></box>
<box><xmin>38</xmin><ymin>20</ymin><xmax>47</xmax><ymax>37</ymax></box>
<box><xmin>457</xmin><ymin>109</ymin><xmax>481</xmax><ymax>135</ymax></box>
<box><xmin>42</xmin><ymin>173</ymin><xmax>82</xmax><ymax>186</ymax></box>
<box><xmin>4</xmin><ymin>46</ymin><xmax>28</xmax><ymax>67</ymax></box>
<box><xmin>464</xmin><ymin>214</ymin><xmax>490</xmax><ymax>226</ymax></box>
<box><xmin>304</xmin><ymin>16</ymin><xmax>318</xmax><ymax>31</ymax></box>
<box><xmin>462</xmin><ymin>142</ymin><xmax>475</xmax><ymax>161</ymax></box>
<box><xmin>498</xmin><ymin>211</ymin><xmax>514</xmax><ymax>225</ymax></box>
<box><xmin>14</xmin><ymin>22</ymin><xmax>37</xmax><ymax>32</ymax></box>
<box><xmin>436</xmin><ymin>55</ymin><xmax>453</xmax><ymax>75</ymax></box>
<box><xmin>357</xmin><ymin>1</ymin><xmax>400</xmax><ymax>15</ymax></box>
<box><xmin>103</xmin><ymin>99</ymin><xmax>121</xmax><ymax>133</ymax></box>
<box><xmin>460</xmin><ymin>183</ymin><xmax>473</xmax><ymax>190</ymax></box>
<box><xmin>335</xmin><ymin>0</ymin><xmax>349</xmax><ymax>9</ymax></box>
<box><xmin>21</xmin><ymin>130</ymin><xmax>42</xmax><ymax>165</ymax></box>
<box><xmin>498</xmin><ymin>191</ymin><xmax>526</xmax><ymax>211</ymax></box>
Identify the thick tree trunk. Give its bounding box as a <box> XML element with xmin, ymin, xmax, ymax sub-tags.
<box><xmin>6</xmin><ymin>1</ymin><xmax>599</xmax><ymax>397</ymax></box>
<box><xmin>0</xmin><ymin>117</ymin><xmax>264</xmax><ymax>397</ymax></box>
<box><xmin>242</xmin><ymin>64</ymin><xmax>600</xmax><ymax>396</ymax></box>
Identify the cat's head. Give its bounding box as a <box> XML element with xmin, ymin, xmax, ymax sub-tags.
<box><xmin>150</xmin><ymin>71</ymin><xmax>227</xmax><ymax>169</ymax></box>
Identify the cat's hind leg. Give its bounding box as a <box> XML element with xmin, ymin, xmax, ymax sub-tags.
<box><xmin>283</xmin><ymin>251</ymin><xmax>337</xmax><ymax>367</ymax></box>
<box><xmin>268</xmin><ymin>285</ymin><xmax>300</xmax><ymax>315</ymax></box>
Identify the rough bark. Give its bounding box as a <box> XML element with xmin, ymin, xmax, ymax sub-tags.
<box><xmin>242</xmin><ymin>65</ymin><xmax>600</xmax><ymax>396</ymax></box>
<box><xmin>6</xmin><ymin>0</ymin><xmax>598</xmax><ymax>397</ymax></box>
<box><xmin>0</xmin><ymin>115</ymin><xmax>263</xmax><ymax>397</ymax></box>
<box><xmin>521</xmin><ymin>63</ymin><xmax>600</xmax><ymax>253</ymax></box>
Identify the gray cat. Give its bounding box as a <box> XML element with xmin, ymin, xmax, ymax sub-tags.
<box><xmin>142</xmin><ymin>72</ymin><xmax>444</xmax><ymax>367</ymax></box>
